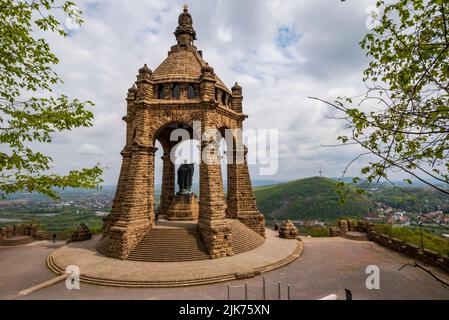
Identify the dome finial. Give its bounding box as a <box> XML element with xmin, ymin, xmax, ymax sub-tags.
<box><xmin>232</xmin><ymin>82</ymin><xmax>242</xmax><ymax>95</ymax></box>
<box><xmin>139</xmin><ymin>64</ymin><xmax>152</xmax><ymax>75</ymax></box>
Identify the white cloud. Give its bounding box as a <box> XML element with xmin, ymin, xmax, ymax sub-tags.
<box><xmin>217</xmin><ymin>27</ymin><xmax>233</xmax><ymax>43</ymax></box>
<box><xmin>77</xmin><ymin>144</ymin><xmax>104</xmax><ymax>156</ymax></box>
<box><xmin>33</xmin><ymin>0</ymin><xmax>381</xmax><ymax>184</ymax></box>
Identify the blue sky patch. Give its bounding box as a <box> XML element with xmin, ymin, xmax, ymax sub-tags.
<box><xmin>275</xmin><ymin>26</ymin><xmax>301</xmax><ymax>49</ymax></box>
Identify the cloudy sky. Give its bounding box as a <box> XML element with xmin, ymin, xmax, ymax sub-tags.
<box><xmin>40</xmin><ymin>0</ymin><xmax>381</xmax><ymax>185</ymax></box>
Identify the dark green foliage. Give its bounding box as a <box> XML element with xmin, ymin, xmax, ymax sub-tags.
<box><xmin>368</xmin><ymin>187</ymin><xmax>449</xmax><ymax>212</ymax></box>
<box><xmin>298</xmin><ymin>225</ymin><xmax>331</xmax><ymax>237</ymax></box>
<box><xmin>0</xmin><ymin>209</ymin><xmax>104</xmax><ymax>240</ymax></box>
<box><xmin>255</xmin><ymin>177</ymin><xmax>375</xmax><ymax>221</ymax></box>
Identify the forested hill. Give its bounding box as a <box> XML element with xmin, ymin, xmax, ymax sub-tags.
<box><xmin>254</xmin><ymin>177</ymin><xmax>375</xmax><ymax>221</ymax></box>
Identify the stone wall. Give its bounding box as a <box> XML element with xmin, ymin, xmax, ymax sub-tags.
<box><xmin>330</xmin><ymin>220</ymin><xmax>370</xmax><ymax>236</ymax></box>
<box><xmin>330</xmin><ymin>220</ymin><xmax>449</xmax><ymax>273</ymax></box>
<box><xmin>0</xmin><ymin>223</ymin><xmax>46</xmax><ymax>241</ymax></box>
<box><xmin>367</xmin><ymin>228</ymin><xmax>449</xmax><ymax>273</ymax></box>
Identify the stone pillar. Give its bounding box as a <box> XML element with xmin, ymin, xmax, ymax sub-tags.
<box><xmin>194</xmin><ymin>85</ymin><xmax>200</xmax><ymax>99</ymax></box>
<box><xmin>216</xmin><ymin>89</ymin><xmax>223</xmax><ymax>104</ymax></box>
<box><xmin>103</xmin><ymin>81</ymin><xmax>140</xmax><ymax>238</ymax></box>
<box><xmin>231</xmin><ymin>82</ymin><xmax>243</xmax><ymax>113</ymax></box>
<box><xmin>199</xmin><ymin>64</ymin><xmax>216</xmax><ymax>102</ymax></box>
<box><xmin>125</xmin><ymin>86</ymin><xmax>137</xmax><ymax>146</ymax></box>
<box><xmin>198</xmin><ymin>133</ymin><xmax>233</xmax><ymax>258</ymax></box>
<box><xmin>164</xmin><ymin>84</ymin><xmax>173</xmax><ymax>100</ymax></box>
<box><xmin>102</xmin><ymin>149</ymin><xmax>132</xmax><ymax>238</ymax></box>
<box><xmin>226</xmin><ymin>144</ymin><xmax>265</xmax><ymax>237</ymax></box>
<box><xmin>107</xmin><ymin>145</ymin><xmax>157</xmax><ymax>260</ymax></box>
<box><xmin>159</xmin><ymin>152</ymin><xmax>175</xmax><ymax>215</ymax></box>
<box><xmin>136</xmin><ymin>64</ymin><xmax>153</xmax><ymax>102</ymax></box>
<box><xmin>179</xmin><ymin>83</ymin><xmax>189</xmax><ymax>100</ymax></box>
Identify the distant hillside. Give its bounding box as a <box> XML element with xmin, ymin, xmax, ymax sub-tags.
<box><xmin>254</xmin><ymin>177</ymin><xmax>375</xmax><ymax>221</ymax></box>
<box><xmin>368</xmin><ymin>187</ymin><xmax>449</xmax><ymax>212</ymax></box>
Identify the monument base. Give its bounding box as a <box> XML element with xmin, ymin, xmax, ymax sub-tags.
<box><xmin>166</xmin><ymin>194</ymin><xmax>199</xmax><ymax>221</ymax></box>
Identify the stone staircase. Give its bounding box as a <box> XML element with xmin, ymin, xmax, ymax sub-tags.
<box><xmin>96</xmin><ymin>237</ymin><xmax>111</xmax><ymax>256</ymax></box>
<box><xmin>127</xmin><ymin>226</ymin><xmax>210</xmax><ymax>262</ymax></box>
<box><xmin>97</xmin><ymin>220</ymin><xmax>266</xmax><ymax>263</ymax></box>
<box><xmin>228</xmin><ymin>220</ymin><xmax>265</xmax><ymax>254</ymax></box>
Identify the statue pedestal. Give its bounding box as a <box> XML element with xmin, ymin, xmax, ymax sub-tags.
<box><xmin>166</xmin><ymin>194</ymin><xmax>199</xmax><ymax>221</ymax></box>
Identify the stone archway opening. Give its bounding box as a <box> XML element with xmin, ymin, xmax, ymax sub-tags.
<box><xmin>153</xmin><ymin>122</ymin><xmax>200</xmax><ymax>222</ymax></box>
<box><xmin>218</xmin><ymin>126</ymin><xmax>237</xmax><ymax>219</ymax></box>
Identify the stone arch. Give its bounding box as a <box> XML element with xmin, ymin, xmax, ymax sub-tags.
<box><xmin>151</xmin><ymin>115</ymin><xmax>202</xmax><ymax>220</ymax></box>
<box><xmin>153</xmin><ymin>121</ymin><xmax>193</xmax><ymax>144</ymax></box>
<box><xmin>157</xmin><ymin>84</ymin><xmax>165</xmax><ymax>99</ymax></box>
<box><xmin>147</xmin><ymin>110</ymin><xmax>202</xmax><ymax>144</ymax></box>
<box><xmin>172</xmin><ymin>84</ymin><xmax>181</xmax><ymax>99</ymax></box>
<box><xmin>221</xmin><ymin>92</ymin><xmax>227</xmax><ymax>106</ymax></box>
<box><xmin>187</xmin><ymin>84</ymin><xmax>196</xmax><ymax>99</ymax></box>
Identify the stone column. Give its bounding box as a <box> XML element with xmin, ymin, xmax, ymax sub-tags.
<box><xmin>159</xmin><ymin>152</ymin><xmax>175</xmax><ymax>215</ymax></box>
<box><xmin>102</xmin><ymin>149</ymin><xmax>131</xmax><ymax>238</ymax></box>
<box><xmin>102</xmin><ymin>84</ymin><xmax>137</xmax><ymax>238</ymax></box>
<box><xmin>136</xmin><ymin>64</ymin><xmax>153</xmax><ymax>102</ymax></box>
<box><xmin>226</xmin><ymin>145</ymin><xmax>265</xmax><ymax>237</ymax></box>
<box><xmin>231</xmin><ymin>82</ymin><xmax>243</xmax><ymax>113</ymax></box>
<box><xmin>163</xmin><ymin>84</ymin><xmax>173</xmax><ymax>100</ymax></box>
<box><xmin>179</xmin><ymin>83</ymin><xmax>189</xmax><ymax>100</ymax></box>
<box><xmin>198</xmin><ymin>133</ymin><xmax>233</xmax><ymax>258</ymax></box>
<box><xmin>199</xmin><ymin>64</ymin><xmax>216</xmax><ymax>101</ymax></box>
<box><xmin>107</xmin><ymin>145</ymin><xmax>157</xmax><ymax>260</ymax></box>
<box><xmin>216</xmin><ymin>89</ymin><xmax>223</xmax><ymax>104</ymax></box>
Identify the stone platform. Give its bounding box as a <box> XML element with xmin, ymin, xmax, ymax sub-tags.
<box><xmin>342</xmin><ymin>231</ymin><xmax>369</xmax><ymax>241</ymax></box>
<box><xmin>166</xmin><ymin>194</ymin><xmax>199</xmax><ymax>221</ymax></box>
<box><xmin>0</xmin><ymin>235</ymin><xmax>34</xmax><ymax>247</ymax></box>
<box><xmin>46</xmin><ymin>228</ymin><xmax>302</xmax><ymax>288</ymax></box>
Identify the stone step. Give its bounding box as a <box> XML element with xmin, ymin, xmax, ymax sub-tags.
<box><xmin>342</xmin><ymin>231</ymin><xmax>369</xmax><ymax>241</ymax></box>
<box><xmin>127</xmin><ymin>227</ymin><xmax>210</xmax><ymax>262</ymax></box>
<box><xmin>228</xmin><ymin>220</ymin><xmax>265</xmax><ymax>254</ymax></box>
<box><xmin>100</xmin><ymin>220</ymin><xmax>265</xmax><ymax>262</ymax></box>
<box><xmin>0</xmin><ymin>235</ymin><xmax>34</xmax><ymax>246</ymax></box>
<box><xmin>96</xmin><ymin>238</ymin><xmax>111</xmax><ymax>256</ymax></box>
<box><xmin>129</xmin><ymin>255</ymin><xmax>208</xmax><ymax>259</ymax></box>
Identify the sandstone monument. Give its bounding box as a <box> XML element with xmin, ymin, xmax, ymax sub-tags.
<box><xmin>279</xmin><ymin>220</ymin><xmax>299</xmax><ymax>239</ymax></box>
<box><xmin>99</xmin><ymin>5</ymin><xmax>265</xmax><ymax>260</ymax></box>
<box><xmin>68</xmin><ymin>223</ymin><xmax>92</xmax><ymax>243</ymax></box>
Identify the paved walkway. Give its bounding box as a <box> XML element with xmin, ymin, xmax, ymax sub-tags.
<box><xmin>1</xmin><ymin>237</ymin><xmax>449</xmax><ymax>300</ymax></box>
